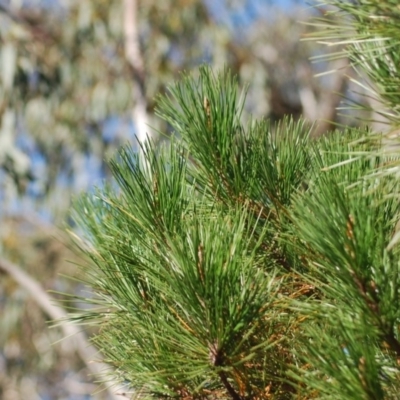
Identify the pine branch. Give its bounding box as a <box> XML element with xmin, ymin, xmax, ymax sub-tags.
<box><xmin>70</xmin><ymin>64</ymin><xmax>400</xmax><ymax>398</ymax></box>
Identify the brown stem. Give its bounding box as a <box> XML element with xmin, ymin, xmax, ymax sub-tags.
<box><xmin>383</xmin><ymin>331</ymin><xmax>400</xmax><ymax>358</ymax></box>
<box><xmin>209</xmin><ymin>341</ymin><xmax>243</xmax><ymax>400</ymax></box>
<box><xmin>218</xmin><ymin>371</ymin><xmax>244</xmax><ymax>400</ymax></box>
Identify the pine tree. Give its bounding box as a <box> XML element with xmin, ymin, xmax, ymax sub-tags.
<box><xmin>70</xmin><ymin>1</ymin><xmax>400</xmax><ymax>398</ymax></box>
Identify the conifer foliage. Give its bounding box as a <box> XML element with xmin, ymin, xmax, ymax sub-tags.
<box><xmin>71</xmin><ymin>1</ymin><xmax>400</xmax><ymax>398</ymax></box>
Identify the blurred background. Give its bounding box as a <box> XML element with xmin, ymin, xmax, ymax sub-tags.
<box><xmin>0</xmin><ymin>0</ymin><xmax>373</xmax><ymax>399</ymax></box>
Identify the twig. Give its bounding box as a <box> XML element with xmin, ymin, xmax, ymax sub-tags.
<box><xmin>218</xmin><ymin>371</ymin><xmax>244</xmax><ymax>400</ymax></box>
<box><xmin>0</xmin><ymin>257</ymin><xmax>124</xmax><ymax>400</ymax></box>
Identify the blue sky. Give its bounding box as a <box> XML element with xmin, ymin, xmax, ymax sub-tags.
<box><xmin>205</xmin><ymin>0</ymin><xmax>308</xmax><ymax>28</ymax></box>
